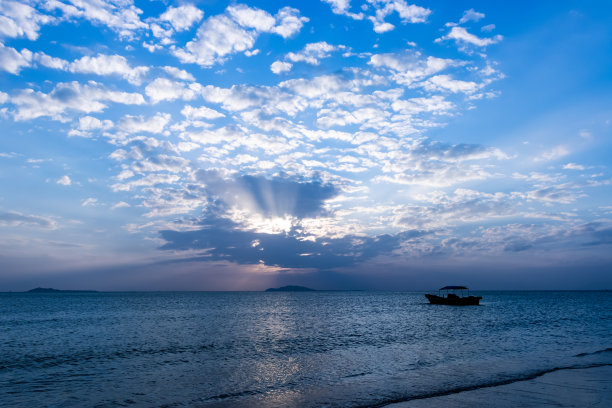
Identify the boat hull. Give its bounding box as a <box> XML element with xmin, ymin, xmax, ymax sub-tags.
<box><xmin>425</xmin><ymin>294</ymin><xmax>482</xmax><ymax>306</ymax></box>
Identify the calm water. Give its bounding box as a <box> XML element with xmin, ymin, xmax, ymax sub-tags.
<box><xmin>1</xmin><ymin>291</ymin><xmax>611</xmax><ymax>407</ymax></box>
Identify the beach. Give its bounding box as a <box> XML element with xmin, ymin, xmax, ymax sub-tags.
<box><xmin>386</xmin><ymin>365</ymin><xmax>612</xmax><ymax>408</ymax></box>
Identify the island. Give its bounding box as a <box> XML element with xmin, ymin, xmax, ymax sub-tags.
<box><xmin>26</xmin><ymin>287</ymin><xmax>98</xmax><ymax>293</ymax></box>
<box><xmin>265</xmin><ymin>285</ymin><xmax>316</xmax><ymax>292</ymax></box>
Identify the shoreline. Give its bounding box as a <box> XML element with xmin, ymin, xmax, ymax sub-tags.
<box><xmin>384</xmin><ymin>365</ymin><xmax>612</xmax><ymax>407</ymax></box>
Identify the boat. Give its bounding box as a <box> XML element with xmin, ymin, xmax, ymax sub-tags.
<box><xmin>425</xmin><ymin>286</ymin><xmax>482</xmax><ymax>306</ymax></box>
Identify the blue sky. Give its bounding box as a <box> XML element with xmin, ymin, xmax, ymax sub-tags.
<box><xmin>1</xmin><ymin>0</ymin><xmax>611</xmax><ymax>291</ymax></box>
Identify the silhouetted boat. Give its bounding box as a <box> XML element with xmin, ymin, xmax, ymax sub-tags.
<box><xmin>425</xmin><ymin>286</ymin><xmax>482</xmax><ymax>306</ymax></box>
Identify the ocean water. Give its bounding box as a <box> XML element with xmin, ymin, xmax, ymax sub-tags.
<box><xmin>1</xmin><ymin>291</ymin><xmax>611</xmax><ymax>407</ymax></box>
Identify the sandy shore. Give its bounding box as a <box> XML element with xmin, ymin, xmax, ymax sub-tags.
<box><xmin>385</xmin><ymin>365</ymin><xmax>612</xmax><ymax>408</ymax></box>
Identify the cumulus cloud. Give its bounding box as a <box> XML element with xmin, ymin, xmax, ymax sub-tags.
<box><xmin>68</xmin><ymin>115</ymin><xmax>113</xmax><ymax>137</ymax></box>
<box><xmin>196</xmin><ymin>171</ymin><xmax>338</xmax><ymax>219</ymax></box>
<box><xmin>374</xmin><ymin>140</ymin><xmax>508</xmax><ymax>187</ymax></box>
<box><xmin>181</xmin><ymin>105</ymin><xmax>225</xmax><ymax>120</ymax></box>
<box><xmin>44</xmin><ymin>0</ymin><xmax>147</xmax><ymax>39</ymax></box>
<box><xmin>420</xmin><ymin>74</ymin><xmax>480</xmax><ymax>94</ymax></box>
<box><xmin>11</xmin><ymin>81</ymin><xmax>146</xmax><ymax>121</ymax></box>
<box><xmin>395</xmin><ymin>188</ymin><xmax>516</xmax><ymax>229</ymax></box>
<box><xmin>145</xmin><ymin>78</ymin><xmax>201</xmax><ymax>103</ymax></box>
<box><xmin>117</xmin><ymin>113</ymin><xmax>171</xmax><ymax>134</ymax></box>
<box><xmin>367</xmin><ymin>0</ymin><xmax>431</xmax><ymax>33</ymax></box>
<box><xmin>368</xmin><ymin>53</ymin><xmax>459</xmax><ymax>86</ymax></box>
<box><xmin>57</xmin><ymin>175</ymin><xmax>72</xmax><ymax>185</ymax></box>
<box><xmin>285</xmin><ymin>41</ymin><xmax>345</xmax><ymax>66</ymax></box>
<box><xmin>0</xmin><ymin>43</ymin><xmax>32</xmax><ymax>74</ymax></box>
<box><xmin>227</xmin><ymin>4</ymin><xmax>276</xmax><ymax>31</ymax></box>
<box><xmin>69</xmin><ymin>54</ymin><xmax>149</xmax><ymax>85</ymax></box>
<box><xmin>459</xmin><ymin>9</ymin><xmax>485</xmax><ymax>24</ymax></box>
<box><xmin>271</xmin><ymin>7</ymin><xmax>309</xmax><ymax>38</ymax></box>
<box><xmin>436</xmin><ymin>26</ymin><xmax>503</xmax><ymax>48</ymax></box>
<box><xmin>162</xmin><ymin>66</ymin><xmax>195</xmax><ymax>82</ymax></box>
<box><xmin>174</xmin><ymin>5</ymin><xmax>307</xmax><ymax>67</ymax></box>
<box><xmin>0</xmin><ymin>49</ymin><xmax>151</xmax><ymax>84</ymax></box>
<box><xmin>270</xmin><ymin>60</ymin><xmax>293</xmax><ymax>74</ymax></box>
<box><xmin>159</xmin><ymin>4</ymin><xmax>203</xmax><ymax>32</ymax></box>
<box><xmin>175</xmin><ymin>14</ymin><xmax>255</xmax><ymax>67</ymax></box>
<box><xmin>322</xmin><ymin>0</ymin><xmax>364</xmax><ymax>20</ymax></box>
<box><xmin>0</xmin><ymin>1</ymin><xmax>54</xmax><ymax>40</ymax></box>
<box><xmin>33</xmin><ymin>51</ymin><xmax>68</xmax><ymax>70</ymax></box>
<box><xmin>158</xmin><ymin>209</ymin><xmax>417</xmax><ymax>269</ymax></box>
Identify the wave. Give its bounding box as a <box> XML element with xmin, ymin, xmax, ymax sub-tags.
<box><xmin>575</xmin><ymin>347</ymin><xmax>612</xmax><ymax>357</ymax></box>
<box><xmin>0</xmin><ymin>343</ymin><xmax>219</xmax><ymax>372</ymax></box>
<box><xmin>363</xmin><ymin>362</ymin><xmax>612</xmax><ymax>408</ymax></box>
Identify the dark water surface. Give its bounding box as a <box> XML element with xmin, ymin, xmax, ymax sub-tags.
<box><xmin>1</xmin><ymin>291</ymin><xmax>611</xmax><ymax>407</ymax></box>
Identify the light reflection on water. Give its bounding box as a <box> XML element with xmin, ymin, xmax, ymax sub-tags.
<box><xmin>0</xmin><ymin>291</ymin><xmax>611</xmax><ymax>407</ymax></box>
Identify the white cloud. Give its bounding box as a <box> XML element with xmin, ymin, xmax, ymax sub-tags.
<box><xmin>285</xmin><ymin>41</ymin><xmax>344</xmax><ymax>65</ymax></box>
<box><xmin>57</xmin><ymin>175</ymin><xmax>72</xmax><ymax>186</ymax></box>
<box><xmin>44</xmin><ymin>0</ymin><xmax>147</xmax><ymax>39</ymax></box>
<box><xmin>11</xmin><ymin>81</ymin><xmax>146</xmax><ymax>121</ymax></box>
<box><xmin>117</xmin><ymin>113</ymin><xmax>171</xmax><ymax>134</ymax></box>
<box><xmin>227</xmin><ymin>4</ymin><xmax>276</xmax><ymax>31</ymax></box>
<box><xmin>78</xmin><ymin>115</ymin><xmax>111</xmax><ymax>131</ymax></box>
<box><xmin>322</xmin><ymin>0</ymin><xmax>364</xmax><ymax>20</ymax></box>
<box><xmin>181</xmin><ymin>105</ymin><xmax>225</xmax><ymax>120</ymax></box>
<box><xmin>271</xmin><ymin>7</ymin><xmax>309</xmax><ymax>38</ymax></box>
<box><xmin>537</xmin><ymin>145</ymin><xmax>570</xmax><ymax>162</ymax></box>
<box><xmin>420</xmin><ymin>74</ymin><xmax>480</xmax><ymax>94</ymax></box>
<box><xmin>481</xmin><ymin>24</ymin><xmax>495</xmax><ymax>32</ymax></box>
<box><xmin>563</xmin><ymin>163</ymin><xmax>585</xmax><ymax>170</ymax></box>
<box><xmin>145</xmin><ymin>78</ymin><xmax>201</xmax><ymax>103</ymax></box>
<box><xmin>371</xmin><ymin>21</ymin><xmax>395</xmax><ymax>33</ymax></box>
<box><xmin>175</xmin><ymin>14</ymin><xmax>256</xmax><ymax>67</ymax></box>
<box><xmin>159</xmin><ymin>4</ymin><xmax>203</xmax><ymax>31</ymax></box>
<box><xmin>0</xmin><ymin>1</ymin><xmax>54</xmax><ymax>40</ymax></box>
<box><xmin>270</xmin><ymin>61</ymin><xmax>293</xmax><ymax>74</ymax></box>
<box><xmin>0</xmin><ymin>211</ymin><xmax>57</xmax><ymax>229</ymax></box>
<box><xmin>525</xmin><ymin>184</ymin><xmax>584</xmax><ymax>204</ymax></box>
<box><xmin>33</xmin><ymin>52</ymin><xmax>68</xmax><ymax>70</ymax></box>
<box><xmin>0</xmin><ymin>91</ymin><xmax>8</xmax><ymax>104</ymax></box>
<box><xmin>436</xmin><ymin>26</ymin><xmax>503</xmax><ymax>48</ymax></box>
<box><xmin>111</xmin><ymin>173</ymin><xmax>181</xmax><ymax>192</ymax></box>
<box><xmin>280</xmin><ymin>75</ymin><xmax>346</xmax><ymax>99</ymax></box>
<box><xmin>459</xmin><ymin>9</ymin><xmax>485</xmax><ymax>24</ymax></box>
<box><xmin>69</xmin><ymin>54</ymin><xmax>149</xmax><ymax>85</ymax></box>
<box><xmin>163</xmin><ymin>66</ymin><xmax>195</xmax><ymax>82</ymax></box>
<box><xmin>111</xmin><ymin>201</ymin><xmax>131</xmax><ymax>210</ymax></box>
<box><xmin>82</xmin><ymin>197</ymin><xmax>99</xmax><ymax>207</ymax></box>
<box><xmin>395</xmin><ymin>188</ymin><xmax>515</xmax><ymax>229</ymax></box>
<box><xmin>174</xmin><ymin>5</ymin><xmax>307</xmax><ymax>68</ymax></box>
<box><xmin>367</xmin><ymin>0</ymin><xmax>431</xmax><ymax>33</ymax></box>
<box><xmin>368</xmin><ymin>53</ymin><xmax>459</xmax><ymax>86</ymax></box>
<box><xmin>0</xmin><ymin>43</ymin><xmax>32</xmax><ymax>74</ymax></box>
<box><xmin>69</xmin><ymin>115</ymin><xmax>114</xmax><ymax>137</ymax></box>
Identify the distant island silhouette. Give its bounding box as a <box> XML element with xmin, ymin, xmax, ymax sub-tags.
<box><xmin>27</xmin><ymin>287</ymin><xmax>98</xmax><ymax>293</ymax></box>
<box><xmin>265</xmin><ymin>285</ymin><xmax>316</xmax><ymax>292</ymax></box>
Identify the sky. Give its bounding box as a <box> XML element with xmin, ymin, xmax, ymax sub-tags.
<box><xmin>0</xmin><ymin>0</ymin><xmax>611</xmax><ymax>291</ymax></box>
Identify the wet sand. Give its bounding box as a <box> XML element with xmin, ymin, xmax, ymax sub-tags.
<box><xmin>386</xmin><ymin>365</ymin><xmax>612</xmax><ymax>408</ymax></box>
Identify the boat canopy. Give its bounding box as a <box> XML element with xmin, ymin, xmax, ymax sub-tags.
<box><xmin>439</xmin><ymin>285</ymin><xmax>468</xmax><ymax>290</ymax></box>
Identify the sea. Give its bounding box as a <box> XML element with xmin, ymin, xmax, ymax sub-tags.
<box><xmin>1</xmin><ymin>291</ymin><xmax>611</xmax><ymax>407</ymax></box>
